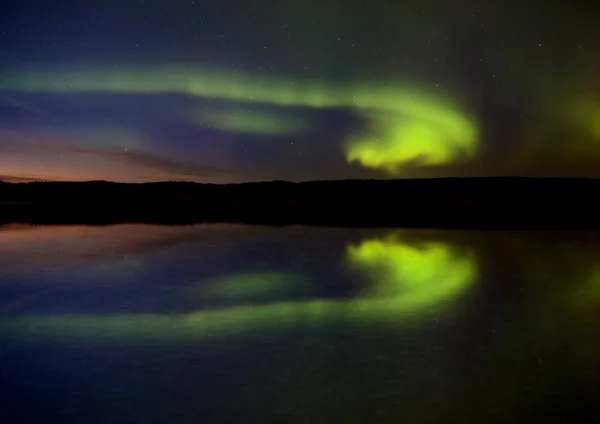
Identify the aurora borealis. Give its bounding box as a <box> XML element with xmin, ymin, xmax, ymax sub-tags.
<box><xmin>1</xmin><ymin>0</ymin><xmax>600</xmax><ymax>182</ymax></box>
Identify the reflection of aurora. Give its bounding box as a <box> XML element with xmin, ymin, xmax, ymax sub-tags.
<box><xmin>1</xmin><ymin>234</ymin><xmax>477</xmax><ymax>342</ymax></box>
<box><xmin>1</xmin><ymin>66</ymin><xmax>478</xmax><ymax>173</ymax></box>
<box><xmin>346</xmin><ymin>234</ymin><xmax>477</xmax><ymax>310</ymax></box>
<box><xmin>571</xmin><ymin>266</ymin><xmax>600</xmax><ymax>307</ymax></box>
<box><xmin>200</xmin><ymin>272</ymin><xmax>308</xmax><ymax>300</ymax></box>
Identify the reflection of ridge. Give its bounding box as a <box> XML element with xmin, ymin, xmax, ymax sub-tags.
<box><xmin>1</xmin><ymin>232</ymin><xmax>478</xmax><ymax>342</ymax></box>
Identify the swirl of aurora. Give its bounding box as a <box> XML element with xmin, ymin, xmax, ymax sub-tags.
<box><xmin>0</xmin><ymin>65</ymin><xmax>478</xmax><ymax>173</ymax></box>
<box><xmin>345</xmin><ymin>102</ymin><xmax>478</xmax><ymax>173</ymax></box>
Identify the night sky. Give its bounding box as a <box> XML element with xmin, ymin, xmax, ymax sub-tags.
<box><xmin>1</xmin><ymin>0</ymin><xmax>599</xmax><ymax>183</ymax></box>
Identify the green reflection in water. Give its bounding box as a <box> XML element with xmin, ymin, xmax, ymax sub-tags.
<box><xmin>1</xmin><ymin>234</ymin><xmax>477</xmax><ymax>342</ymax></box>
<box><xmin>346</xmin><ymin>234</ymin><xmax>477</xmax><ymax>311</ymax></box>
<box><xmin>571</xmin><ymin>266</ymin><xmax>600</xmax><ymax>307</ymax></box>
<box><xmin>201</xmin><ymin>272</ymin><xmax>307</xmax><ymax>300</ymax></box>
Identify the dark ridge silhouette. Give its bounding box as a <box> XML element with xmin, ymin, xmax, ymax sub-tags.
<box><xmin>0</xmin><ymin>177</ymin><xmax>599</xmax><ymax>229</ymax></box>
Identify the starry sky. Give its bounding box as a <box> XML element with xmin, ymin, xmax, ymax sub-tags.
<box><xmin>1</xmin><ymin>0</ymin><xmax>599</xmax><ymax>183</ymax></box>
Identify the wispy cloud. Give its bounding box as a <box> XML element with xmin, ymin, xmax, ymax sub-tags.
<box><xmin>0</xmin><ymin>174</ymin><xmax>59</xmax><ymax>183</ymax></box>
<box><xmin>67</xmin><ymin>147</ymin><xmax>234</xmax><ymax>179</ymax></box>
<box><xmin>0</xmin><ymin>128</ymin><xmax>70</xmax><ymax>151</ymax></box>
<box><xmin>0</xmin><ymin>95</ymin><xmax>64</xmax><ymax>122</ymax></box>
<box><xmin>0</xmin><ymin>128</ymin><xmax>238</xmax><ymax>182</ymax></box>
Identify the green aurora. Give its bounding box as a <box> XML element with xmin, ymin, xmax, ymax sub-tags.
<box><xmin>197</xmin><ymin>107</ymin><xmax>309</xmax><ymax>136</ymax></box>
<box><xmin>1</xmin><ymin>66</ymin><xmax>479</xmax><ymax>174</ymax></box>
<box><xmin>572</xmin><ymin>99</ymin><xmax>600</xmax><ymax>140</ymax></box>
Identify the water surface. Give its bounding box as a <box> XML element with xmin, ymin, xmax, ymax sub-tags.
<box><xmin>1</xmin><ymin>224</ymin><xmax>599</xmax><ymax>423</ymax></box>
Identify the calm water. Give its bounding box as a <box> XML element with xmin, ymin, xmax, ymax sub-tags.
<box><xmin>1</xmin><ymin>224</ymin><xmax>600</xmax><ymax>423</ymax></box>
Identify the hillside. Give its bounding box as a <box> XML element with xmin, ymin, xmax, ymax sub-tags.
<box><xmin>1</xmin><ymin>178</ymin><xmax>599</xmax><ymax>228</ymax></box>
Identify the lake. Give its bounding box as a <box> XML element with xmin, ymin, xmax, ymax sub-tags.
<box><xmin>1</xmin><ymin>224</ymin><xmax>599</xmax><ymax>423</ymax></box>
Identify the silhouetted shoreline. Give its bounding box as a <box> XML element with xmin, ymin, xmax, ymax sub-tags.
<box><xmin>1</xmin><ymin>177</ymin><xmax>599</xmax><ymax>229</ymax></box>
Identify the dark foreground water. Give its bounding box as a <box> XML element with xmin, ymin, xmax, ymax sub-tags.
<box><xmin>1</xmin><ymin>224</ymin><xmax>599</xmax><ymax>423</ymax></box>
